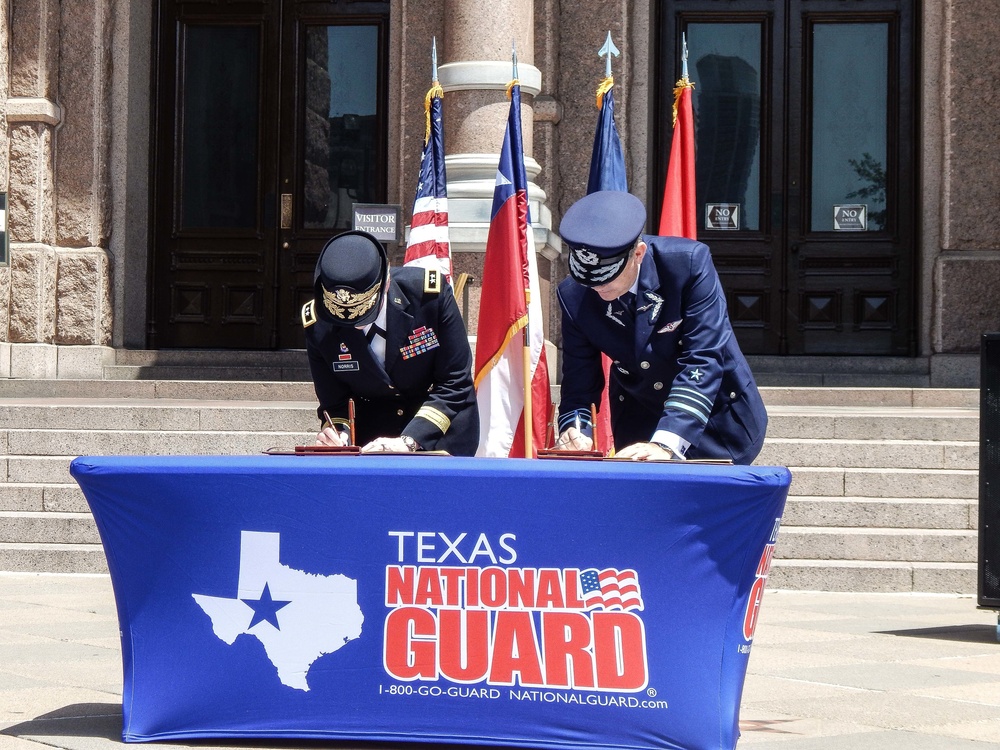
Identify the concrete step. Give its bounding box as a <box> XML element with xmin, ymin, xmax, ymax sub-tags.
<box><xmin>783</xmin><ymin>496</ymin><xmax>976</xmax><ymax>530</ymax></box>
<box><xmin>3</xmin><ymin>429</ymin><xmax>314</xmax><ymax>457</ymax></box>
<box><xmin>767</xmin><ymin>559</ymin><xmax>977</xmax><ymax>594</ymax></box>
<box><xmin>760</xmin><ymin>387</ymin><xmax>978</xmax><ymax>408</ymax></box>
<box><xmin>787</xmin><ymin>467</ymin><xmax>979</xmax><ymax>499</ymax></box>
<box><xmin>0</xmin><ymin>379</ymin><xmax>317</xmax><ymax>401</ymax></box>
<box><xmin>0</xmin><ymin>483</ymin><xmax>86</xmax><ymax>512</ymax></box>
<box><xmin>760</xmin><ymin>386</ymin><xmax>980</xmax><ymax>409</ymax></box>
<box><xmin>0</xmin><ymin>402</ymin><xmax>317</xmax><ymax>431</ymax></box>
<box><xmin>0</xmin><ymin>542</ymin><xmax>108</xmax><ymax>574</ymax></box>
<box><xmin>0</xmin><ymin>511</ymin><xmax>99</xmax><ymax>545</ymax></box>
<box><xmin>776</xmin><ymin>526</ymin><xmax>977</xmax><ymax>563</ymax></box>
<box><xmin>746</xmin><ymin>354</ymin><xmax>979</xmax><ymax>389</ymax></box>
<box><xmin>102</xmin><ymin>364</ymin><xmax>312</xmax><ymax>381</ymax></box>
<box><xmin>766</xmin><ymin>408</ymin><xmax>978</xmax><ymax>441</ymax></box>
<box><xmin>758</xmin><ymin>438</ymin><xmax>978</xmax><ymax>470</ymax></box>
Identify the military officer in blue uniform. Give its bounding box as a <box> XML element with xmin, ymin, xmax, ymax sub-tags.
<box><xmin>554</xmin><ymin>191</ymin><xmax>767</xmax><ymax>464</ymax></box>
<box><xmin>302</xmin><ymin>230</ymin><xmax>479</xmax><ymax>455</ymax></box>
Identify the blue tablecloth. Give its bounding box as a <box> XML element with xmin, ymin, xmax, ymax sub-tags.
<box><xmin>71</xmin><ymin>454</ymin><xmax>790</xmax><ymax>750</ymax></box>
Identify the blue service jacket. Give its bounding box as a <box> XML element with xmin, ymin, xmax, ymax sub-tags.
<box><xmin>303</xmin><ymin>267</ymin><xmax>479</xmax><ymax>456</ymax></box>
<box><xmin>557</xmin><ymin>235</ymin><xmax>767</xmax><ymax>464</ymax></box>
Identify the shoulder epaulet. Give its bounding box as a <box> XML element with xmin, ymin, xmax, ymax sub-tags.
<box><xmin>423</xmin><ymin>268</ymin><xmax>442</xmax><ymax>294</ymax></box>
<box><xmin>301</xmin><ymin>299</ymin><xmax>317</xmax><ymax>328</ymax></box>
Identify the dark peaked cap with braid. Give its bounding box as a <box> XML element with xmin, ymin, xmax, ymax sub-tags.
<box><xmin>313</xmin><ymin>230</ymin><xmax>388</xmax><ymax>327</ymax></box>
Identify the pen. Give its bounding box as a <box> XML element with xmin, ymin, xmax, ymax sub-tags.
<box><xmin>546</xmin><ymin>417</ymin><xmax>555</xmax><ymax>449</ymax></box>
<box><xmin>348</xmin><ymin>399</ymin><xmax>356</xmax><ymax>446</ymax></box>
<box><xmin>590</xmin><ymin>403</ymin><xmax>599</xmax><ymax>451</ymax></box>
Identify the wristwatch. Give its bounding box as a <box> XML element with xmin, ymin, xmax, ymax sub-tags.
<box><xmin>400</xmin><ymin>435</ymin><xmax>420</xmax><ymax>452</ymax></box>
<box><xmin>650</xmin><ymin>441</ymin><xmax>677</xmax><ymax>459</ymax></box>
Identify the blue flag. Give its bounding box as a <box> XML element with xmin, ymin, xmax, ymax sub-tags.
<box><xmin>586</xmin><ymin>81</ymin><xmax>627</xmax><ymax>193</ymax></box>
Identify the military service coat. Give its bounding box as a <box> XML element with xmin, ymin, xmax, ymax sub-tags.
<box><xmin>303</xmin><ymin>267</ymin><xmax>479</xmax><ymax>456</ymax></box>
<box><xmin>557</xmin><ymin>236</ymin><xmax>767</xmax><ymax>464</ymax></box>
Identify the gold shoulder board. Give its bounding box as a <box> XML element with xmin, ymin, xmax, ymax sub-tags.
<box><xmin>301</xmin><ymin>299</ymin><xmax>317</xmax><ymax>328</ymax></box>
<box><xmin>424</xmin><ymin>268</ymin><xmax>442</xmax><ymax>294</ymax></box>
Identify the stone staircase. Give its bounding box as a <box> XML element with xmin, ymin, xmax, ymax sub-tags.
<box><xmin>760</xmin><ymin>387</ymin><xmax>979</xmax><ymax>593</ymax></box>
<box><xmin>0</xmin><ymin>350</ymin><xmax>982</xmax><ymax>593</ymax></box>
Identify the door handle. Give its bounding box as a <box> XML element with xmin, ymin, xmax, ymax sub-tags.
<box><xmin>280</xmin><ymin>194</ymin><xmax>292</xmax><ymax>229</ymax></box>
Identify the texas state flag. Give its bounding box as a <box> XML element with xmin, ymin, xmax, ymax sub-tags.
<box><xmin>474</xmin><ymin>81</ymin><xmax>552</xmax><ymax>458</ymax></box>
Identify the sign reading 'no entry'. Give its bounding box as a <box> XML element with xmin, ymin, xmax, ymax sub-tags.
<box><xmin>705</xmin><ymin>203</ymin><xmax>740</xmax><ymax>230</ymax></box>
<box><xmin>833</xmin><ymin>204</ymin><xmax>867</xmax><ymax>231</ymax></box>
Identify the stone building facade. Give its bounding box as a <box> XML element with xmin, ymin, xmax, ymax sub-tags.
<box><xmin>0</xmin><ymin>0</ymin><xmax>997</xmax><ymax>384</ymax></box>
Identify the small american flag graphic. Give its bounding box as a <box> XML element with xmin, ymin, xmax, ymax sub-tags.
<box><xmin>579</xmin><ymin>568</ymin><xmax>644</xmax><ymax>611</ymax></box>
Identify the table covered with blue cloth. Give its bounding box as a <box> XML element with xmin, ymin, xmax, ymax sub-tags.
<box><xmin>70</xmin><ymin>454</ymin><xmax>790</xmax><ymax>750</ymax></box>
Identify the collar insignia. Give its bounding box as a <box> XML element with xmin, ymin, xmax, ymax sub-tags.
<box><xmin>605</xmin><ymin>303</ymin><xmax>626</xmax><ymax>327</ymax></box>
<box><xmin>642</xmin><ymin>291</ymin><xmax>664</xmax><ymax>323</ymax></box>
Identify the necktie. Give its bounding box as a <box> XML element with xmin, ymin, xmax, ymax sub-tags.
<box><xmin>619</xmin><ymin>292</ymin><xmax>636</xmax><ymax>324</ymax></box>
<box><xmin>366</xmin><ymin>323</ymin><xmax>387</xmax><ymax>363</ymax></box>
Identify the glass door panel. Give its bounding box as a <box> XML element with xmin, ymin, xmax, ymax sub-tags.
<box><xmin>180</xmin><ymin>26</ymin><xmax>261</xmax><ymax>231</ymax></box>
<box><xmin>810</xmin><ymin>23</ymin><xmax>889</xmax><ymax>232</ymax></box>
<box><xmin>687</xmin><ymin>23</ymin><xmax>763</xmax><ymax>232</ymax></box>
<box><xmin>302</xmin><ymin>24</ymin><xmax>381</xmax><ymax>230</ymax></box>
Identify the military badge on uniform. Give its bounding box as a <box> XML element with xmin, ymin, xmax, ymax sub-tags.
<box><xmin>689</xmin><ymin>368</ymin><xmax>703</xmax><ymax>382</ymax></box>
<box><xmin>605</xmin><ymin>302</ymin><xmax>626</xmax><ymax>327</ymax></box>
<box><xmin>400</xmin><ymin>326</ymin><xmax>440</xmax><ymax>360</ymax></box>
<box><xmin>640</xmin><ymin>291</ymin><xmax>664</xmax><ymax>324</ymax></box>
<box><xmin>301</xmin><ymin>300</ymin><xmax>317</xmax><ymax>328</ymax></box>
<box><xmin>334</xmin><ymin>342</ymin><xmax>359</xmax><ymax>371</ymax></box>
<box><xmin>657</xmin><ymin>318</ymin><xmax>683</xmax><ymax>334</ymax></box>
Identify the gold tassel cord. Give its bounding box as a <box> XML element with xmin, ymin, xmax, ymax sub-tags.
<box><xmin>595</xmin><ymin>75</ymin><xmax>614</xmax><ymax>110</ymax></box>
<box><xmin>506</xmin><ymin>78</ymin><xmax>520</xmax><ymax>100</ymax></box>
<box><xmin>424</xmin><ymin>82</ymin><xmax>444</xmax><ymax>144</ymax></box>
<box><xmin>672</xmin><ymin>76</ymin><xmax>695</xmax><ymax>127</ymax></box>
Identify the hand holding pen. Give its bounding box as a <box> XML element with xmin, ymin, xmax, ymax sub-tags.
<box><xmin>316</xmin><ymin>404</ymin><xmax>354</xmax><ymax>447</ymax></box>
<box><xmin>553</xmin><ymin>409</ymin><xmax>595</xmax><ymax>451</ymax></box>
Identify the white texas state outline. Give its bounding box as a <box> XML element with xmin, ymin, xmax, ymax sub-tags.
<box><xmin>193</xmin><ymin>530</ymin><xmax>364</xmax><ymax>691</ymax></box>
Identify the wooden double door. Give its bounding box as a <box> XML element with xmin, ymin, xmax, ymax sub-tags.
<box><xmin>150</xmin><ymin>0</ymin><xmax>389</xmax><ymax>349</ymax></box>
<box><xmin>660</xmin><ymin>0</ymin><xmax>917</xmax><ymax>355</ymax></box>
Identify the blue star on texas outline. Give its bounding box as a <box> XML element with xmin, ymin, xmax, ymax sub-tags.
<box><xmin>241</xmin><ymin>582</ymin><xmax>291</xmax><ymax>630</ymax></box>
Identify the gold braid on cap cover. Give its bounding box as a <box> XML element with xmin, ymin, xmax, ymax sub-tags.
<box><xmin>321</xmin><ymin>282</ymin><xmax>381</xmax><ymax>321</ymax></box>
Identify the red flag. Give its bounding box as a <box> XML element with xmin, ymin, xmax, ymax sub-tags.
<box><xmin>658</xmin><ymin>77</ymin><xmax>697</xmax><ymax>240</ymax></box>
<box><xmin>474</xmin><ymin>80</ymin><xmax>552</xmax><ymax>458</ymax></box>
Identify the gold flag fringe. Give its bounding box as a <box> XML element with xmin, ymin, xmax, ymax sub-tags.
<box><xmin>596</xmin><ymin>75</ymin><xmax>614</xmax><ymax>110</ymax></box>
<box><xmin>424</xmin><ymin>82</ymin><xmax>444</xmax><ymax>144</ymax></box>
<box><xmin>672</xmin><ymin>76</ymin><xmax>695</xmax><ymax>126</ymax></box>
<box><xmin>505</xmin><ymin>78</ymin><xmax>520</xmax><ymax>100</ymax></box>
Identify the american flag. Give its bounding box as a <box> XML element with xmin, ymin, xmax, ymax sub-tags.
<box><xmin>403</xmin><ymin>82</ymin><xmax>452</xmax><ymax>282</ymax></box>
<box><xmin>580</xmin><ymin>568</ymin><xmax>644</xmax><ymax>611</ymax></box>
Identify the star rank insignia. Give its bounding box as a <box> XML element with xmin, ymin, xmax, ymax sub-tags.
<box><xmin>689</xmin><ymin>368</ymin><xmax>703</xmax><ymax>382</ymax></box>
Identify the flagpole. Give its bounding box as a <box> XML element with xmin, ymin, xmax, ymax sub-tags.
<box><xmin>510</xmin><ymin>41</ymin><xmax>533</xmax><ymax>459</ymax></box>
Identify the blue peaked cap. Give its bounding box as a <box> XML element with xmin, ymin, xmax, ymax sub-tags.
<box><xmin>560</xmin><ymin>191</ymin><xmax>646</xmax><ymax>286</ymax></box>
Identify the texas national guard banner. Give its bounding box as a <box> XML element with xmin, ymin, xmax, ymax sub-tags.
<box><xmin>70</xmin><ymin>455</ymin><xmax>790</xmax><ymax>750</ymax></box>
